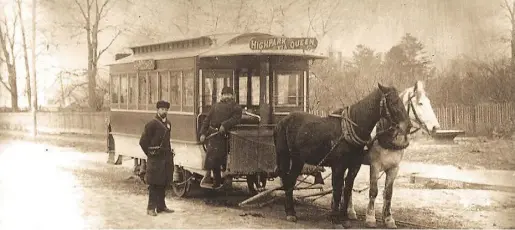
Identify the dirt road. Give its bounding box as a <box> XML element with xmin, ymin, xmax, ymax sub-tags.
<box><xmin>1</xmin><ymin>136</ymin><xmax>514</xmax><ymax>229</ymax></box>
<box><xmin>0</xmin><ymin>139</ymin><xmax>372</xmax><ymax>229</ymax></box>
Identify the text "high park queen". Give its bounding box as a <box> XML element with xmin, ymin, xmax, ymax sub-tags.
<box><xmin>249</xmin><ymin>37</ymin><xmax>318</xmax><ymax>50</ymax></box>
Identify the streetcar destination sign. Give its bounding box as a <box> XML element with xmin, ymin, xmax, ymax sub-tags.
<box><xmin>134</xmin><ymin>59</ymin><xmax>156</xmax><ymax>70</ymax></box>
<box><xmin>249</xmin><ymin>37</ymin><xmax>318</xmax><ymax>50</ymax></box>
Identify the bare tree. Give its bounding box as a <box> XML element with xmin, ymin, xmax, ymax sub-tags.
<box><xmin>16</xmin><ymin>0</ymin><xmax>32</xmax><ymax>109</ymax></box>
<box><xmin>0</xmin><ymin>6</ymin><xmax>20</xmax><ymax>112</ymax></box>
<box><xmin>43</xmin><ymin>0</ymin><xmax>128</xmax><ymax>110</ymax></box>
<box><xmin>305</xmin><ymin>0</ymin><xmax>345</xmax><ymax>39</ymax></box>
<box><xmin>502</xmin><ymin>0</ymin><xmax>515</xmax><ymax>67</ymax></box>
<box><xmin>73</xmin><ymin>0</ymin><xmax>124</xmax><ymax>110</ymax></box>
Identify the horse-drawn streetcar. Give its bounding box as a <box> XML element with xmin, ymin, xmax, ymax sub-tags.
<box><xmin>106</xmin><ymin>33</ymin><xmax>327</xmax><ymax>198</ymax></box>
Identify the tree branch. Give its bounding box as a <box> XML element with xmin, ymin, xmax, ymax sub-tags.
<box><xmin>65</xmin><ymin>82</ymin><xmax>89</xmax><ymax>98</ymax></box>
<box><xmin>97</xmin><ymin>24</ymin><xmax>116</xmax><ymax>33</ymax></box>
<box><xmin>98</xmin><ymin>0</ymin><xmax>115</xmax><ymax>19</ymax></box>
<box><xmin>0</xmin><ymin>74</ymin><xmax>11</xmax><ymax>93</ymax></box>
<box><xmin>73</xmin><ymin>0</ymin><xmax>90</xmax><ymax>22</ymax></box>
<box><xmin>97</xmin><ymin>30</ymin><xmax>121</xmax><ymax>59</ymax></box>
<box><xmin>503</xmin><ymin>0</ymin><xmax>514</xmax><ymax>21</ymax></box>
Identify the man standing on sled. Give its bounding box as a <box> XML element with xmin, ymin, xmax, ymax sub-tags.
<box><xmin>199</xmin><ymin>86</ymin><xmax>242</xmax><ymax>189</ymax></box>
<box><xmin>139</xmin><ymin>100</ymin><xmax>175</xmax><ymax>216</ymax></box>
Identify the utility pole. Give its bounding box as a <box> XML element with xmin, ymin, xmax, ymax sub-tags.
<box><xmin>31</xmin><ymin>0</ymin><xmax>37</xmax><ymax>137</ymax></box>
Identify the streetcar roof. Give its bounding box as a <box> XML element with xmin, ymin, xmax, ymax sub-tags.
<box><xmin>107</xmin><ymin>32</ymin><xmax>327</xmax><ymax>66</ymax></box>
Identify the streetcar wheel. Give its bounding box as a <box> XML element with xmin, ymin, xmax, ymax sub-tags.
<box><xmin>247</xmin><ymin>175</ymin><xmax>256</xmax><ymax>195</ymax></box>
<box><xmin>107</xmin><ymin>151</ymin><xmax>123</xmax><ymax>165</ymax></box>
<box><xmin>223</xmin><ymin>176</ymin><xmax>233</xmax><ymax>190</ymax></box>
<box><xmin>106</xmin><ymin>134</ymin><xmax>122</xmax><ymax>165</ymax></box>
<box><xmin>247</xmin><ymin>174</ymin><xmax>267</xmax><ymax>195</ymax></box>
<box><xmin>171</xmin><ymin>167</ymin><xmax>192</xmax><ymax>197</ymax></box>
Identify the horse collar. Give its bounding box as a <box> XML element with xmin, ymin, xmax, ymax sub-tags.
<box><xmin>339</xmin><ymin>106</ymin><xmax>369</xmax><ymax>147</ymax></box>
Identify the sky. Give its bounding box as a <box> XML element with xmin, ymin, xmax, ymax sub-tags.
<box><xmin>0</xmin><ymin>0</ymin><xmax>511</xmax><ymax>107</ymax></box>
<box><xmin>43</xmin><ymin>0</ymin><xmax>509</xmax><ymax>69</ymax></box>
<box><xmin>39</xmin><ymin>0</ymin><xmax>510</xmax><ymax>69</ymax></box>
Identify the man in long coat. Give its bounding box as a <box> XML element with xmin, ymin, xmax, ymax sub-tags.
<box><xmin>199</xmin><ymin>86</ymin><xmax>242</xmax><ymax>189</ymax></box>
<box><xmin>139</xmin><ymin>100</ymin><xmax>175</xmax><ymax>216</ymax></box>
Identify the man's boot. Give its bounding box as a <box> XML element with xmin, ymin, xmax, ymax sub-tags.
<box><xmin>147</xmin><ymin>209</ymin><xmax>157</xmax><ymax>216</ymax></box>
<box><xmin>157</xmin><ymin>207</ymin><xmax>175</xmax><ymax>213</ymax></box>
<box><xmin>212</xmin><ymin>168</ymin><xmax>223</xmax><ymax>190</ymax></box>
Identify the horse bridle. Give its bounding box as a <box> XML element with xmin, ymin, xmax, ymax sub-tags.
<box><xmin>406</xmin><ymin>90</ymin><xmax>431</xmax><ymax>135</ymax></box>
<box><xmin>378</xmin><ymin>92</ymin><xmax>405</xmax><ymax>133</ymax></box>
<box><xmin>338</xmin><ymin>91</ymin><xmax>404</xmax><ymax>148</ymax></box>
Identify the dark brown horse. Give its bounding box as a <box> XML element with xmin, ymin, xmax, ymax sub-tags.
<box><xmin>273</xmin><ymin>84</ymin><xmax>411</xmax><ymax>228</ymax></box>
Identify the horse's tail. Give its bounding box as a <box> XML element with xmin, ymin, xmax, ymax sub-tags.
<box><xmin>274</xmin><ymin>115</ymin><xmax>292</xmax><ymax>178</ymax></box>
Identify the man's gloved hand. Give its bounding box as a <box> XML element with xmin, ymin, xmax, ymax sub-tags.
<box><xmin>219</xmin><ymin>125</ymin><xmax>226</xmax><ymax>134</ymax></box>
<box><xmin>200</xmin><ymin>134</ymin><xmax>206</xmax><ymax>143</ymax></box>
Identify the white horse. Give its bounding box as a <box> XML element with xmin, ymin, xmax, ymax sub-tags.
<box><xmin>346</xmin><ymin>80</ymin><xmax>441</xmax><ymax>229</ymax></box>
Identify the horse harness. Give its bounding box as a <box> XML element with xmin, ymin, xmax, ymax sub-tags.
<box><xmin>285</xmin><ymin>92</ymin><xmax>400</xmax><ymax>193</ymax></box>
<box><xmin>365</xmin><ymin>89</ymin><xmax>430</xmax><ymax>151</ymax></box>
<box><xmin>406</xmin><ymin>91</ymin><xmax>431</xmax><ymax>135</ymax></box>
<box><xmin>316</xmin><ymin>92</ymin><xmax>400</xmax><ymax>167</ymax></box>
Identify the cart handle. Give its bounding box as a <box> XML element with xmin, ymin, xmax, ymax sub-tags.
<box><xmin>243</xmin><ymin>107</ymin><xmax>261</xmax><ymax>122</ymax></box>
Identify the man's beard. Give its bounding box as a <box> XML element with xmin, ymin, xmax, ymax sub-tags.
<box><xmin>158</xmin><ymin>113</ymin><xmax>167</xmax><ymax>119</ymax></box>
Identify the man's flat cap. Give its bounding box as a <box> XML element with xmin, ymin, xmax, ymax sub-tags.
<box><xmin>156</xmin><ymin>100</ymin><xmax>170</xmax><ymax>109</ymax></box>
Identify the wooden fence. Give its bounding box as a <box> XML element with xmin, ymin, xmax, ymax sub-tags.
<box><xmin>310</xmin><ymin>103</ymin><xmax>515</xmax><ymax>136</ymax></box>
<box><xmin>0</xmin><ymin>111</ymin><xmax>108</xmax><ymax>136</ymax></box>
<box><xmin>433</xmin><ymin>103</ymin><xmax>515</xmax><ymax>136</ymax></box>
<box><xmin>0</xmin><ymin>103</ymin><xmax>514</xmax><ymax>137</ymax></box>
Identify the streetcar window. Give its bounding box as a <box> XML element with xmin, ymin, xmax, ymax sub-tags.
<box><xmin>204</xmin><ymin>77</ymin><xmax>213</xmax><ymax>105</ymax></box>
<box><xmin>238</xmin><ymin>71</ymin><xmax>269</xmax><ymax>106</ymax></box>
<box><xmin>120</xmin><ymin>75</ymin><xmax>128</xmax><ymax>106</ymax></box>
<box><xmin>128</xmin><ymin>73</ymin><xmax>137</xmax><ymax>110</ymax></box>
<box><xmin>149</xmin><ymin>72</ymin><xmax>158</xmax><ymax>104</ymax></box>
<box><xmin>138</xmin><ymin>72</ymin><xmax>147</xmax><ymax>108</ymax></box>
<box><xmin>159</xmin><ymin>71</ymin><xmax>169</xmax><ymax>101</ymax></box>
<box><xmin>170</xmin><ymin>71</ymin><xmax>181</xmax><ymax>107</ymax></box>
<box><xmin>203</xmin><ymin>69</ymin><xmax>232</xmax><ymax>106</ymax></box>
<box><xmin>238</xmin><ymin>74</ymin><xmax>247</xmax><ymax>105</ymax></box>
<box><xmin>183</xmin><ymin>71</ymin><xmax>194</xmax><ymax>109</ymax></box>
<box><xmin>215</xmin><ymin>77</ymin><xmax>225</xmax><ymax>97</ymax></box>
<box><xmin>251</xmin><ymin>76</ymin><xmax>260</xmax><ymax>105</ymax></box>
<box><xmin>111</xmin><ymin>74</ymin><xmax>119</xmax><ymax>104</ymax></box>
<box><xmin>275</xmin><ymin>72</ymin><xmax>303</xmax><ymax>106</ymax></box>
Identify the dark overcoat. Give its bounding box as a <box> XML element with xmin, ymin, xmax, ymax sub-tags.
<box><xmin>139</xmin><ymin>115</ymin><xmax>174</xmax><ymax>185</ymax></box>
<box><xmin>200</xmin><ymin>98</ymin><xmax>242</xmax><ymax>170</ymax></box>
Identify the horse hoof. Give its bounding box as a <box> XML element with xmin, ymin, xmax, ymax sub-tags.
<box><xmin>365</xmin><ymin>215</ymin><xmax>377</xmax><ymax>228</ymax></box>
<box><xmin>342</xmin><ymin>220</ymin><xmax>352</xmax><ymax>229</ymax></box>
<box><xmin>365</xmin><ymin>220</ymin><xmax>377</xmax><ymax>228</ymax></box>
<box><xmin>385</xmin><ymin>222</ymin><xmax>397</xmax><ymax>229</ymax></box>
<box><xmin>384</xmin><ymin>216</ymin><xmax>397</xmax><ymax>229</ymax></box>
<box><xmin>348</xmin><ymin>211</ymin><xmax>358</xmax><ymax>220</ymax></box>
<box><xmin>286</xmin><ymin>215</ymin><xmax>297</xmax><ymax>222</ymax></box>
<box><xmin>332</xmin><ymin>224</ymin><xmax>345</xmax><ymax>229</ymax></box>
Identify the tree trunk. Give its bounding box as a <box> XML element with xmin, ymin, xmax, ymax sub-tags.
<box><xmin>7</xmin><ymin>65</ymin><xmax>19</xmax><ymax>112</ymax></box>
<box><xmin>17</xmin><ymin>0</ymin><xmax>32</xmax><ymax>109</ymax></box>
<box><xmin>512</xmin><ymin>17</ymin><xmax>515</xmax><ymax>69</ymax></box>
<box><xmin>86</xmin><ymin>22</ymin><xmax>97</xmax><ymax>111</ymax></box>
<box><xmin>87</xmin><ymin>46</ymin><xmax>97</xmax><ymax>110</ymax></box>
